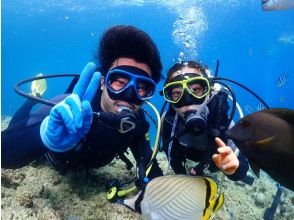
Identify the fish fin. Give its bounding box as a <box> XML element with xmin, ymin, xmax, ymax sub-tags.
<box><xmin>31</xmin><ymin>73</ymin><xmax>47</xmax><ymax>97</ymax></box>
<box><xmin>253</xmin><ymin>136</ymin><xmax>276</xmax><ymax>148</ymax></box>
<box><xmin>249</xmin><ymin>161</ymin><xmax>260</xmax><ymax>177</ymax></box>
<box><xmin>121</xmin><ymin>191</ymin><xmax>141</xmax><ymax>211</ymax></box>
<box><xmin>264</xmin><ymin>108</ymin><xmax>294</xmax><ymax>124</ymax></box>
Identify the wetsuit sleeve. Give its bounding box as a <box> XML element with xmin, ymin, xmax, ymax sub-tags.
<box><xmin>166</xmin><ymin>143</ymin><xmax>187</xmax><ymax>174</ymax></box>
<box><xmin>1</xmin><ymin>95</ymin><xmax>68</xmax><ymax>169</ymax></box>
<box><xmin>1</xmin><ymin>104</ymin><xmax>51</xmax><ymax>169</ymax></box>
<box><xmin>208</xmin><ymin>91</ymin><xmax>230</xmax><ymax>141</ymax></box>
<box><xmin>161</xmin><ymin>109</ymin><xmax>186</xmax><ymax>175</ymax></box>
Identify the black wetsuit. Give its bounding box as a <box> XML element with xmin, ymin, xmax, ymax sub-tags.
<box><xmin>161</xmin><ymin>91</ymin><xmax>249</xmax><ymax>181</ymax></box>
<box><xmin>1</xmin><ymin>91</ymin><xmax>163</xmax><ymax>181</ymax></box>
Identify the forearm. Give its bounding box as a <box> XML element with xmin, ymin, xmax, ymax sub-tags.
<box><xmin>1</xmin><ymin>123</ymin><xmax>47</xmax><ymax>169</ymax></box>
<box><xmin>163</xmin><ymin>144</ymin><xmax>186</xmax><ymax>175</ymax></box>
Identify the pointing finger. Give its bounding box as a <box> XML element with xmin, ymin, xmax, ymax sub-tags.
<box><xmin>215</xmin><ymin>137</ymin><xmax>226</xmax><ymax>148</ymax></box>
<box><xmin>80</xmin><ymin>100</ymin><xmax>93</xmax><ymax>136</ymax></box>
<box><xmin>82</xmin><ymin>72</ymin><xmax>101</xmax><ymax>102</ymax></box>
<box><xmin>73</xmin><ymin>62</ymin><xmax>97</xmax><ymax>98</ymax></box>
<box><xmin>65</xmin><ymin>94</ymin><xmax>83</xmax><ymax>129</ymax></box>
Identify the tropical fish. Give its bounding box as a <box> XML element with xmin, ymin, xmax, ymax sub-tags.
<box><xmin>226</xmin><ymin>108</ymin><xmax>294</xmax><ymax>190</ymax></box>
<box><xmin>278</xmin><ymin>35</ymin><xmax>294</xmax><ymax>45</ymax></box>
<box><xmin>276</xmin><ymin>72</ymin><xmax>288</xmax><ymax>88</ymax></box>
<box><xmin>279</xmin><ymin>95</ymin><xmax>286</xmax><ymax>102</ymax></box>
<box><xmin>256</xmin><ymin>102</ymin><xmax>266</xmax><ymax>111</ymax></box>
<box><xmin>262</xmin><ymin>0</ymin><xmax>294</xmax><ymax>11</ymax></box>
<box><xmin>31</xmin><ymin>73</ymin><xmax>47</xmax><ymax>97</ymax></box>
<box><xmin>123</xmin><ymin>175</ymin><xmax>224</xmax><ymax>220</ymax></box>
<box><xmin>244</xmin><ymin>104</ymin><xmax>254</xmax><ymax>114</ymax></box>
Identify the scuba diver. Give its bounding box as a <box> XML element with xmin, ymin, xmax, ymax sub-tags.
<box><xmin>1</xmin><ymin>25</ymin><xmax>163</xmax><ymax>187</ymax></box>
<box><xmin>160</xmin><ymin>61</ymin><xmax>249</xmax><ymax>181</ymax></box>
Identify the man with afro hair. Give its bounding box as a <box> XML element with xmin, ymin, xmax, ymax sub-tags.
<box><xmin>2</xmin><ymin>25</ymin><xmax>163</xmax><ymax>188</ymax></box>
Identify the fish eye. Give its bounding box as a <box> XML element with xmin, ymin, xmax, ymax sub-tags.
<box><xmin>240</xmin><ymin>120</ymin><xmax>250</xmax><ymax>127</ymax></box>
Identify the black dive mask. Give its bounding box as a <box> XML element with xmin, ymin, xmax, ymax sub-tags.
<box><xmin>94</xmin><ymin>107</ymin><xmax>137</xmax><ymax>135</ymax></box>
<box><xmin>173</xmin><ymin>91</ymin><xmax>206</xmax><ymax>108</ymax></box>
<box><xmin>184</xmin><ymin>110</ymin><xmax>207</xmax><ymax>136</ymax></box>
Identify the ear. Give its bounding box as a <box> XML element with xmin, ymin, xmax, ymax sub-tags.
<box><xmin>100</xmin><ymin>76</ymin><xmax>105</xmax><ymax>90</ymax></box>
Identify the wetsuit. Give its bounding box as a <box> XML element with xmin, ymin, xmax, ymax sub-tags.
<box><xmin>161</xmin><ymin>91</ymin><xmax>249</xmax><ymax>181</ymax></box>
<box><xmin>1</xmin><ymin>91</ymin><xmax>163</xmax><ymax>181</ymax></box>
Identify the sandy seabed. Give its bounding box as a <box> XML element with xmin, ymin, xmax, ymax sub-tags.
<box><xmin>2</xmin><ymin>117</ymin><xmax>294</xmax><ymax>220</ymax></box>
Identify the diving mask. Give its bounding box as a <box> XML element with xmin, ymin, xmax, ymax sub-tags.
<box><xmin>163</xmin><ymin>75</ymin><xmax>210</xmax><ymax>103</ymax></box>
<box><xmin>105</xmin><ymin>66</ymin><xmax>156</xmax><ymax>105</ymax></box>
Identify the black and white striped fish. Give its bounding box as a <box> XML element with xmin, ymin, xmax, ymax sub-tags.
<box><xmin>123</xmin><ymin>175</ymin><xmax>224</xmax><ymax>220</ymax></box>
<box><xmin>262</xmin><ymin>0</ymin><xmax>294</xmax><ymax>11</ymax></box>
<box><xmin>276</xmin><ymin>72</ymin><xmax>288</xmax><ymax>88</ymax></box>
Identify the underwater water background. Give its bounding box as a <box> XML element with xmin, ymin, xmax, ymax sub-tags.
<box><xmin>2</xmin><ymin>0</ymin><xmax>294</xmax><ymax>132</ymax></box>
<box><xmin>2</xmin><ymin>2</ymin><xmax>294</xmax><ymax>219</ymax></box>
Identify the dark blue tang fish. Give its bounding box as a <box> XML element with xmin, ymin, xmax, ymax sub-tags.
<box><xmin>226</xmin><ymin>108</ymin><xmax>294</xmax><ymax>191</ymax></box>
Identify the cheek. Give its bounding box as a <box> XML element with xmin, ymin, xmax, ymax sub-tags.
<box><xmin>101</xmin><ymin>90</ymin><xmax>114</xmax><ymax>112</ymax></box>
<box><xmin>101</xmin><ymin>81</ymin><xmax>105</xmax><ymax>91</ymax></box>
<box><xmin>100</xmin><ymin>76</ymin><xmax>105</xmax><ymax>86</ymax></box>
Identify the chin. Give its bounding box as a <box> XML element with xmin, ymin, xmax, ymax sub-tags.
<box><xmin>114</xmin><ymin>104</ymin><xmax>136</xmax><ymax>113</ymax></box>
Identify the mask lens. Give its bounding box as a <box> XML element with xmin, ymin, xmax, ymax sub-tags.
<box><xmin>108</xmin><ymin>72</ymin><xmax>130</xmax><ymax>92</ymax></box>
<box><xmin>187</xmin><ymin>78</ymin><xmax>209</xmax><ymax>98</ymax></box>
<box><xmin>163</xmin><ymin>83</ymin><xmax>183</xmax><ymax>103</ymax></box>
<box><xmin>136</xmin><ymin>78</ymin><xmax>155</xmax><ymax>99</ymax></box>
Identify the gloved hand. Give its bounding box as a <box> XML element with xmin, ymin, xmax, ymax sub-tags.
<box><xmin>40</xmin><ymin>62</ymin><xmax>101</xmax><ymax>152</ymax></box>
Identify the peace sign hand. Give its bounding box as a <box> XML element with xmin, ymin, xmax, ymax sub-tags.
<box><xmin>40</xmin><ymin>62</ymin><xmax>101</xmax><ymax>152</ymax></box>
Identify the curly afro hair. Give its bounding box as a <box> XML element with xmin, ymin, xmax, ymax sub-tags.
<box><xmin>97</xmin><ymin>25</ymin><xmax>162</xmax><ymax>84</ymax></box>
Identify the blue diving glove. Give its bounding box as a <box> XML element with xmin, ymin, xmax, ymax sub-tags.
<box><xmin>40</xmin><ymin>62</ymin><xmax>101</xmax><ymax>152</ymax></box>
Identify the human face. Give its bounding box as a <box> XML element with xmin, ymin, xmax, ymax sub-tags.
<box><xmin>169</xmin><ymin>67</ymin><xmax>207</xmax><ymax>118</ymax></box>
<box><xmin>101</xmin><ymin>58</ymin><xmax>152</xmax><ymax>113</ymax></box>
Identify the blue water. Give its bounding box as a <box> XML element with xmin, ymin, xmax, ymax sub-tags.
<box><xmin>2</xmin><ymin>0</ymin><xmax>294</xmax><ymax>120</ymax></box>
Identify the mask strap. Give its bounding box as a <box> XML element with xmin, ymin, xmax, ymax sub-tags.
<box><xmin>168</xmin><ymin>113</ymin><xmax>179</xmax><ymax>170</ymax></box>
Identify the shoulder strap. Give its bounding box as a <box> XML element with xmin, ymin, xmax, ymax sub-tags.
<box><xmin>207</xmin><ymin>90</ymin><xmax>230</xmax><ymax>140</ymax></box>
<box><xmin>117</xmin><ymin>152</ymin><xmax>133</xmax><ymax>170</ymax></box>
